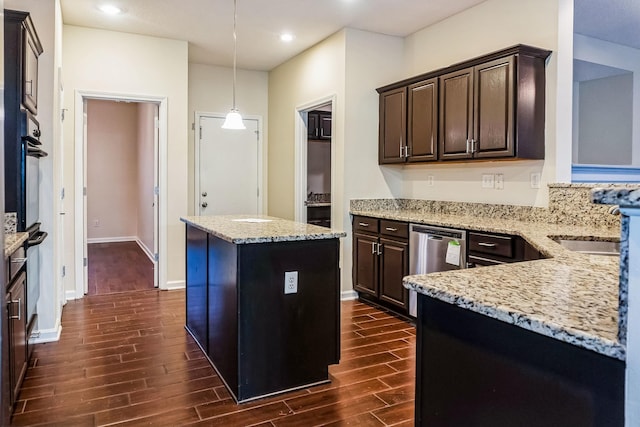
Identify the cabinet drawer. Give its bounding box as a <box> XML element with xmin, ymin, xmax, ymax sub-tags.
<box><xmin>469</xmin><ymin>232</ymin><xmax>514</xmax><ymax>258</ymax></box>
<box><xmin>353</xmin><ymin>216</ymin><xmax>379</xmax><ymax>234</ymax></box>
<box><xmin>380</xmin><ymin>220</ymin><xmax>408</xmax><ymax>239</ymax></box>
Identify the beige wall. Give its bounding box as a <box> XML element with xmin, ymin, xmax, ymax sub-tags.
<box><xmin>62</xmin><ymin>25</ymin><xmax>188</xmax><ymax>290</ymax></box>
<box><xmin>401</xmin><ymin>0</ymin><xmax>559</xmax><ymax>206</ymax></box>
<box><xmin>137</xmin><ymin>103</ymin><xmax>156</xmax><ymax>254</ymax></box>
<box><xmin>188</xmin><ymin>63</ymin><xmax>269</xmax><ymax>214</ymax></box>
<box><xmin>86</xmin><ymin>100</ymin><xmax>139</xmax><ymax>240</ymax></box>
<box><xmin>268</xmin><ymin>30</ymin><xmax>347</xmax><ymax>221</ymax></box>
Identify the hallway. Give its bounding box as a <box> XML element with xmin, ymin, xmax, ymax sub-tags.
<box><xmin>88</xmin><ymin>242</ymin><xmax>154</xmax><ymax>295</ymax></box>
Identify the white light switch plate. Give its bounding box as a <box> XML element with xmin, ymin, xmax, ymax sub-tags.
<box><xmin>494</xmin><ymin>174</ymin><xmax>504</xmax><ymax>190</ymax></box>
<box><xmin>284</xmin><ymin>271</ymin><xmax>298</xmax><ymax>294</ymax></box>
<box><xmin>481</xmin><ymin>174</ymin><xmax>494</xmax><ymax>189</ymax></box>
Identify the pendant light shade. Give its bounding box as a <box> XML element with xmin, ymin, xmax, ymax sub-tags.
<box><xmin>222</xmin><ymin>0</ymin><xmax>245</xmax><ymax>130</ymax></box>
<box><xmin>222</xmin><ymin>109</ymin><xmax>245</xmax><ymax>129</ymax></box>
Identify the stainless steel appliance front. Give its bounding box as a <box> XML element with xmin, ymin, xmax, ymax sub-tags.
<box><xmin>408</xmin><ymin>224</ymin><xmax>467</xmax><ymax>316</ymax></box>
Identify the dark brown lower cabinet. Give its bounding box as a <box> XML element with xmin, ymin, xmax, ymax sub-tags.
<box><xmin>352</xmin><ymin>216</ymin><xmax>409</xmax><ymax>316</ymax></box>
<box><xmin>415</xmin><ymin>295</ymin><xmax>624</xmax><ymax>427</ymax></box>
<box><xmin>185</xmin><ymin>224</ymin><xmax>341</xmax><ymax>403</ymax></box>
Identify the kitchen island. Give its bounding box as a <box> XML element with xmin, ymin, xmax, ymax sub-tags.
<box><xmin>351</xmin><ymin>196</ymin><xmax>626</xmax><ymax>427</ymax></box>
<box><xmin>181</xmin><ymin>215</ymin><xmax>345</xmax><ymax>403</ymax></box>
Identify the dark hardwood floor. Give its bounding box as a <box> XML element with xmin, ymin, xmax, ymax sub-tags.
<box><xmin>11</xmin><ymin>290</ymin><xmax>416</xmax><ymax>426</ymax></box>
<box><xmin>88</xmin><ymin>242</ymin><xmax>154</xmax><ymax>295</ymax></box>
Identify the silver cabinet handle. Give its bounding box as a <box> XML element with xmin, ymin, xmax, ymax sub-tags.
<box><xmin>400</xmin><ymin>145</ymin><xmax>405</xmax><ymax>158</ymax></box>
<box><xmin>371</xmin><ymin>242</ymin><xmax>377</xmax><ymax>255</ymax></box>
<box><xmin>10</xmin><ymin>299</ymin><xmax>21</xmax><ymax>320</ymax></box>
<box><xmin>201</xmin><ymin>202</ymin><xmax>208</xmax><ymax>208</ymax></box>
<box><xmin>478</xmin><ymin>242</ymin><xmax>497</xmax><ymax>247</ymax></box>
<box><xmin>471</xmin><ymin>139</ymin><xmax>477</xmax><ymax>154</ymax></box>
<box><xmin>466</xmin><ymin>139</ymin><xmax>471</xmax><ymax>154</ymax></box>
<box><xmin>405</xmin><ymin>145</ymin><xmax>411</xmax><ymax>158</ymax></box>
<box><xmin>359</xmin><ymin>222</ymin><xmax>369</xmax><ymax>227</ymax></box>
<box><xmin>25</xmin><ymin>80</ymin><xmax>33</xmax><ymax>96</ymax></box>
<box><xmin>376</xmin><ymin>243</ymin><xmax>383</xmax><ymax>256</ymax></box>
<box><xmin>385</xmin><ymin>227</ymin><xmax>398</xmax><ymax>232</ymax></box>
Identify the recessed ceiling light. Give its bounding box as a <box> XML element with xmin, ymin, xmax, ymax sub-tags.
<box><xmin>99</xmin><ymin>4</ymin><xmax>123</xmax><ymax>15</ymax></box>
<box><xmin>280</xmin><ymin>33</ymin><xmax>294</xmax><ymax>42</ymax></box>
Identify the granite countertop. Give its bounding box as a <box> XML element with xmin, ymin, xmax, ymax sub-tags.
<box><xmin>4</xmin><ymin>232</ymin><xmax>29</xmax><ymax>258</ymax></box>
<box><xmin>592</xmin><ymin>187</ymin><xmax>640</xmax><ymax>208</ymax></box>
<box><xmin>350</xmin><ymin>207</ymin><xmax>624</xmax><ymax>360</ymax></box>
<box><xmin>181</xmin><ymin>214</ymin><xmax>346</xmax><ymax>244</ymax></box>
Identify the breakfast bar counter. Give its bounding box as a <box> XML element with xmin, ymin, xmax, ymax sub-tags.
<box><xmin>181</xmin><ymin>215</ymin><xmax>345</xmax><ymax>403</ymax></box>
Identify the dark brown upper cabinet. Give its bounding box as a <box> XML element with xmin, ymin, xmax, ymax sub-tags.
<box><xmin>377</xmin><ymin>45</ymin><xmax>550</xmax><ymax>165</ymax></box>
<box><xmin>408</xmin><ymin>78</ymin><xmax>438</xmax><ymax>162</ymax></box>
<box><xmin>379</xmin><ymin>87</ymin><xmax>406</xmax><ymax>164</ymax></box>
<box><xmin>5</xmin><ymin>10</ymin><xmax>43</xmax><ymax>116</ymax></box>
<box><xmin>440</xmin><ymin>56</ymin><xmax>515</xmax><ymax>160</ymax></box>
<box><xmin>307</xmin><ymin>111</ymin><xmax>332</xmax><ymax>140</ymax></box>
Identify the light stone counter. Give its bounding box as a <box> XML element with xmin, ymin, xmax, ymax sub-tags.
<box><xmin>181</xmin><ymin>214</ymin><xmax>346</xmax><ymax>244</ymax></box>
<box><xmin>4</xmin><ymin>232</ymin><xmax>28</xmax><ymax>258</ymax></box>
<box><xmin>350</xmin><ymin>207</ymin><xmax>623</xmax><ymax>360</ymax></box>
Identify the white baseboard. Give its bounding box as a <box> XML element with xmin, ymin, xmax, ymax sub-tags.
<box><xmin>135</xmin><ymin>239</ymin><xmax>155</xmax><ymax>263</ymax></box>
<box><xmin>32</xmin><ymin>324</ymin><xmax>62</xmax><ymax>343</ymax></box>
<box><xmin>165</xmin><ymin>280</ymin><xmax>185</xmax><ymax>290</ymax></box>
<box><xmin>65</xmin><ymin>289</ymin><xmax>79</xmax><ymax>301</ymax></box>
<box><xmin>87</xmin><ymin>236</ymin><xmax>136</xmax><ymax>244</ymax></box>
<box><xmin>341</xmin><ymin>290</ymin><xmax>358</xmax><ymax>301</ymax></box>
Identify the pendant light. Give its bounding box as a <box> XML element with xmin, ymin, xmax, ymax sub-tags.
<box><xmin>222</xmin><ymin>0</ymin><xmax>246</xmax><ymax>130</ymax></box>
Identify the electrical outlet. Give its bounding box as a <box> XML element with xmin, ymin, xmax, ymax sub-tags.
<box><xmin>284</xmin><ymin>271</ymin><xmax>298</xmax><ymax>294</ymax></box>
<box><xmin>93</xmin><ymin>220</ymin><xmax>100</xmax><ymax>227</ymax></box>
<box><xmin>530</xmin><ymin>172</ymin><xmax>541</xmax><ymax>189</ymax></box>
<box><xmin>426</xmin><ymin>175</ymin><xmax>434</xmax><ymax>187</ymax></box>
<box><xmin>494</xmin><ymin>174</ymin><xmax>504</xmax><ymax>190</ymax></box>
<box><xmin>481</xmin><ymin>174</ymin><xmax>494</xmax><ymax>189</ymax></box>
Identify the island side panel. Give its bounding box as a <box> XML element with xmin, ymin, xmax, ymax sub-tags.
<box><xmin>185</xmin><ymin>225</ymin><xmax>208</xmax><ymax>354</ymax></box>
<box><xmin>236</xmin><ymin>239</ymin><xmax>340</xmax><ymax>402</ymax></box>
<box><xmin>208</xmin><ymin>235</ymin><xmax>240</xmax><ymax>398</ymax></box>
<box><xmin>415</xmin><ymin>295</ymin><xmax>624</xmax><ymax>427</ymax></box>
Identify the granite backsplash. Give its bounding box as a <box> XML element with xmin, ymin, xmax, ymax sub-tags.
<box><xmin>351</xmin><ymin>184</ymin><xmax>640</xmax><ymax>228</ymax></box>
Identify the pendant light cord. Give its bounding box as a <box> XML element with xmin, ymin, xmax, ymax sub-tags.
<box><xmin>232</xmin><ymin>0</ymin><xmax>238</xmax><ymax>110</ymax></box>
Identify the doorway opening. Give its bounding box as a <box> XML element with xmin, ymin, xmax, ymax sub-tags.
<box><xmin>74</xmin><ymin>92</ymin><xmax>166</xmax><ymax>298</ymax></box>
<box><xmin>295</xmin><ymin>96</ymin><xmax>336</xmax><ymax>227</ymax></box>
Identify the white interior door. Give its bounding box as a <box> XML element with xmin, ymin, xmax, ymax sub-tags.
<box><xmin>153</xmin><ymin>106</ymin><xmax>160</xmax><ymax>287</ymax></box>
<box><xmin>197</xmin><ymin>115</ymin><xmax>261</xmax><ymax>216</ymax></box>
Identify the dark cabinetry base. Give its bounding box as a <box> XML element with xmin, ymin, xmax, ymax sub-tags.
<box><xmin>415</xmin><ymin>295</ymin><xmax>624</xmax><ymax>427</ymax></box>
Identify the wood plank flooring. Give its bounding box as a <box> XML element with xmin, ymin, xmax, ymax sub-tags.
<box><xmin>88</xmin><ymin>242</ymin><xmax>154</xmax><ymax>295</ymax></box>
<box><xmin>11</xmin><ymin>290</ymin><xmax>416</xmax><ymax>426</ymax></box>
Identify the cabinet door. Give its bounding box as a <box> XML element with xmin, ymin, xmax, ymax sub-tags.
<box><xmin>319</xmin><ymin>113</ymin><xmax>332</xmax><ymax>140</ymax></box>
<box><xmin>379</xmin><ymin>87</ymin><xmax>407</xmax><ymax>164</ymax></box>
<box><xmin>408</xmin><ymin>79</ymin><xmax>438</xmax><ymax>162</ymax></box>
<box><xmin>186</xmin><ymin>226</ymin><xmax>208</xmax><ymax>353</ymax></box>
<box><xmin>378</xmin><ymin>237</ymin><xmax>409</xmax><ymax>310</ymax></box>
<box><xmin>473</xmin><ymin>56</ymin><xmax>514</xmax><ymax>158</ymax></box>
<box><xmin>353</xmin><ymin>233</ymin><xmax>379</xmax><ymax>297</ymax></box>
<box><xmin>307</xmin><ymin>112</ymin><xmax>319</xmax><ymax>139</ymax></box>
<box><xmin>23</xmin><ymin>28</ymin><xmax>39</xmax><ymax>115</ymax></box>
<box><xmin>439</xmin><ymin>67</ymin><xmax>474</xmax><ymax>160</ymax></box>
<box><xmin>8</xmin><ymin>272</ymin><xmax>27</xmax><ymax>403</ymax></box>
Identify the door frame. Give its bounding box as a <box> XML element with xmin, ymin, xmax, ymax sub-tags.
<box><xmin>294</xmin><ymin>95</ymin><xmax>336</xmax><ymax>223</ymax></box>
<box><xmin>193</xmin><ymin>111</ymin><xmax>265</xmax><ymax>215</ymax></box>
<box><xmin>74</xmin><ymin>90</ymin><xmax>166</xmax><ymax>298</ymax></box>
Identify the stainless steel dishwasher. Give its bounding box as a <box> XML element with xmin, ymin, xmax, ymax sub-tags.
<box><xmin>408</xmin><ymin>224</ymin><xmax>467</xmax><ymax>316</ymax></box>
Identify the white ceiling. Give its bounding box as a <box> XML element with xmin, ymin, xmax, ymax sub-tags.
<box><xmin>574</xmin><ymin>0</ymin><xmax>640</xmax><ymax>50</ymax></box>
<box><xmin>59</xmin><ymin>0</ymin><xmax>487</xmax><ymax>71</ymax></box>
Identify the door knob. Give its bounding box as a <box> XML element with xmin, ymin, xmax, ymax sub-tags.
<box><xmin>201</xmin><ymin>202</ymin><xmax>208</xmax><ymax>208</ymax></box>
<box><xmin>202</xmin><ymin>192</ymin><xmax>207</xmax><ymax>197</ymax></box>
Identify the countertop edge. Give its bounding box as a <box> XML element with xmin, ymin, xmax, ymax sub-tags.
<box><xmin>4</xmin><ymin>232</ymin><xmax>29</xmax><ymax>258</ymax></box>
<box><xmin>181</xmin><ymin>216</ymin><xmax>346</xmax><ymax>244</ymax></box>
